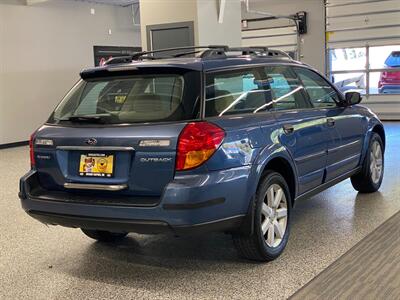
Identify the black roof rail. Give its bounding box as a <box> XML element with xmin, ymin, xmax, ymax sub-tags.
<box><xmin>227</xmin><ymin>47</ymin><xmax>292</xmax><ymax>59</ymax></box>
<box><xmin>103</xmin><ymin>45</ymin><xmax>292</xmax><ymax>65</ymax></box>
<box><xmin>104</xmin><ymin>45</ymin><xmax>228</xmax><ymax>65</ymax></box>
<box><xmin>131</xmin><ymin>45</ymin><xmax>228</xmax><ymax>60</ymax></box>
<box><xmin>104</xmin><ymin>55</ymin><xmax>134</xmax><ymax>65</ymax></box>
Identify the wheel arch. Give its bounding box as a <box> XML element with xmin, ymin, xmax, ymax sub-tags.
<box><xmin>371</xmin><ymin>123</ymin><xmax>386</xmax><ymax>150</ymax></box>
<box><xmin>260</xmin><ymin>157</ymin><xmax>297</xmax><ymax>206</ymax></box>
<box><xmin>239</xmin><ymin>152</ymin><xmax>297</xmax><ymax>236</ymax></box>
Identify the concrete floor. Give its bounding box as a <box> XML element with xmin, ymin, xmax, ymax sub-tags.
<box><xmin>0</xmin><ymin>123</ymin><xmax>399</xmax><ymax>300</ymax></box>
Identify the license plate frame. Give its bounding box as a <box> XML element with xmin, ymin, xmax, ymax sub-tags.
<box><xmin>78</xmin><ymin>153</ymin><xmax>114</xmax><ymax>178</ymax></box>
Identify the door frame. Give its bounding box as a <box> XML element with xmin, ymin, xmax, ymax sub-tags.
<box><xmin>146</xmin><ymin>21</ymin><xmax>195</xmax><ymax>51</ymax></box>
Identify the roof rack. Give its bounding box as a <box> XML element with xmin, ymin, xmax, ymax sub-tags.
<box><xmin>227</xmin><ymin>47</ymin><xmax>292</xmax><ymax>59</ymax></box>
<box><xmin>104</xmin><ymin>45</ymin><xmax>292</xmax><ymax>65</ymax></box>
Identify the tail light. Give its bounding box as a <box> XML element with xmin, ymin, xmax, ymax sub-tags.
<box><xmin>29</xmin><ymin>133</ymin><xmax>36</xmax><ymax>168</ymax></box>
<box><xmin>176</xmin><ymin>122</ymin><xmax>225</xmax><ymax>171</ymax></box>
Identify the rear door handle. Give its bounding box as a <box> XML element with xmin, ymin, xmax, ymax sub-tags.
<box><xmin>283</xmin><ymin>124</ymin><xmax>294</xmax><ymax>135</ymax></box>
<box><xmin>327</xmin><ymin>118</ymin><xmax>335</xmax><ymax>127</ymax></box>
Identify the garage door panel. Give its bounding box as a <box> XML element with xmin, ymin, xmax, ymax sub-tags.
<box><xmin>242</xmin><ymin>35</ymin><xmax>297</xmax><ymax>48</ymax></box>
<box><xmin>242</xmin><ymin>27</ymin><xmax>296</xmax><ymax>39</ymax></box>
<box><xmin>241</xmin><ymin>38</ymin><xmax>296</xmax><ymax>51</ymax></box>
<box><xmin>326</xmin><ymin>11</ymin><xmax>400</xmax><ymax>31</ymax></box>
<box><xmin>329</xmin><ymin>38</ymin><xmax>400</xmax><ymax>49</ymax></box>
<box><xmin>327</xmin><ymin>0</ymin><xmax>385</xmax><ymax>6</ymax></box>
<box><xmin>327</xmin><ymin>0</ymin><xmax>399</xmax><ymax>17</ymax></box>
<box><xmin>327</xmin><ymin>26</ymin><xmax>400</xmax><ymax>43</ymax></box>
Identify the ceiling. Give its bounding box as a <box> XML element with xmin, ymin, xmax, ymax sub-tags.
<box><xmin>74</xmin><ymin>0</ymin><xmax>139</xmax><ymax>6</ymax></box>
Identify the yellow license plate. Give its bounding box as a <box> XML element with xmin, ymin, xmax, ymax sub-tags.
<box><xmin>79</xmin><ymin>153</ymin><xmax>114</xmax><ymax>177</ymax></box>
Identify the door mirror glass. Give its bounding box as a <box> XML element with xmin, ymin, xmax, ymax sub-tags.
<box><xmin>345</xmin><ymin>91</ymin><xmax>362</xmax><ymax>105</ymax></box>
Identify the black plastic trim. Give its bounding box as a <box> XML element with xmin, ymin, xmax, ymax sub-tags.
<box><xmin>163</xmin><ymin>197</ymin><xmax>225</xmax><ymax>210</ymax></box>
<box><xmin>28</xmin><ymin>211</ymin><xmax>170</xmax><ymax>234</ymax></box>
<box><xmin>295</xmin><ymin>167</ymin><xmax>361</xmax><ymax>202</ymax></box>
<box><xmin>27</xmin><ymin>211</ymin><xmax>244</xmax><ymax>235</ymax></box>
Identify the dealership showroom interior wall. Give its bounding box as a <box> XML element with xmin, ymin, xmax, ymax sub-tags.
<box><xmin>1</xmin><ymin>0</ymin><xmax>400</xmax><ymax>299</ymax></box>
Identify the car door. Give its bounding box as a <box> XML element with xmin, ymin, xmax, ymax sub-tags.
<box><xmin>294</xmin><ymin>67</ymin><xmax>367</xmax><ymax>182</ymax></box>
<box><xmin>263</xmin><ymin>65</ymin><xmax>330</xmax><ymax>195</ymax></box>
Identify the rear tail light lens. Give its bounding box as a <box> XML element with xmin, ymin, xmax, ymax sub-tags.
<box><xmin>176</xmin><ymin>122</ymin><xmax>225</xmax><ymax>171</ymax></box>
<box><xmin>29</xmin><ymin>133</ymin><xmax>35</xmax><ymax>168</ymax></box>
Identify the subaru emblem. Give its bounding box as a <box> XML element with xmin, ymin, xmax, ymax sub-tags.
<box><xmin>85</xmin><ymin>138</ymin><xmax>97</xmax><ymax>145</ymax></box>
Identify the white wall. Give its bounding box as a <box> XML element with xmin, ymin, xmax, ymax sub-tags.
<box><xmin>196</xmin><ymin>0</ymin><xmax>241</xmax><ymax>47</ymax></box>
<box><xmin>0</xmin><ymin>0</ymin><xmax>141</xmax><ymax>144</ymax></box>
<box><xmin>242</xmin><ymin>0</ymin><xmax>326</xmax><ymax>73</ymax></box>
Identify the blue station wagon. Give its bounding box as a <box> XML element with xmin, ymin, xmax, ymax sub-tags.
<box><xmin>19</xmin><ymin>46</ymin><xmax>385</xmax><ymax>261</ymax></box>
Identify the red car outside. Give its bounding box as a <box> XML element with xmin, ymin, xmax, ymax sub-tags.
<box><xmin>378</xmin><ymin>51</ymin><xmax>400</xmax><ymax>94</ymax></box>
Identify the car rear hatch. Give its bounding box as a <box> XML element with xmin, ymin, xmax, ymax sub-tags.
<box><xmin>33</xmin><ymin>123</ymin><xmax>186</xmax><ymax>197</ymax></box>
<box><xmin>31</xmin><ymin>65</ymin><xmax>201</xmax><ymax>201</ymax></box>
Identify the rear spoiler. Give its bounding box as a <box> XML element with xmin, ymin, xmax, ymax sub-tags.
<box><xmin>80</xmin><ymin>65</ymin><xmax>201</xmax><ymax>80</ymax></box>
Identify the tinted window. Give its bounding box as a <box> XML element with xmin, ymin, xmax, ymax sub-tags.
<box><xmin>263</xmin><ymin>66</ymin><xmax>310</xmax><ymax>112</ymax></box>
<box><xmin>48</xmin><ymin>69</ymin><xmax>200</xmax><ymax>125</ymax></box>
<box><xmin>295</xmin><ymin>67</ymin><xmax>340</xmax><ymax>108</ymax></box>
<box><xmin>205</xmin><ymin>66</ymin><xmax>310</xmax><ymax>117</ymax></box>
<box><xmin>205</xmin><ymin>68</ymin><xmax>270</xmax><ymax>117</ymax></box>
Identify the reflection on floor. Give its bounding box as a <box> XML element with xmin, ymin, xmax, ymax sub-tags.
<box><xmin>292</xmin><ymin>210</ymin><xmax>400</xmax><ymax>299</ymax></box>
<box><xmin>0</xmin><ymin>123</ymin><xmax>399</xmax><ymax>299</ymax></box>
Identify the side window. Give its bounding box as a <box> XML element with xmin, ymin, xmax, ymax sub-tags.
<box><xmin>261</xmin><ymin>66</ymin><xmax>311</xmax><ymax>112</ymax></box>
<box><xmin>295</xmin><ymin>67</ymin><xmax>341</xmax><ymax>108</ymax></box>
<box><xmin>205</xmin><ymin>68</ymin><xmax>271</xmax><ymax>117</ymax></box>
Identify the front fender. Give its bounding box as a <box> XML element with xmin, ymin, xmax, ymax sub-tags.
<box><xmin>361</xmin><ymin>116</ymin><xmax>385</xmax><ymax>164</ymax></box>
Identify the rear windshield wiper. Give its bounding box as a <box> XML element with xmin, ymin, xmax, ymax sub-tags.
<box><xmin>59</xmin><ymin>113</ymin><xmax>112</xmax><ymax>123</ymax></box>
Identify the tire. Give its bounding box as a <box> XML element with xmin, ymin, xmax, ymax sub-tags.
<box><xmin>351</xmin><ymin>132</ymin><xmax>384</xmax><ymax>193</ymax></box>
<box><xmin>232</xmin><ymin>171</ymin><xmax>291</xmax><ymax>262</ymax></box>
<box><xmin>81</xmin><ymin>229</ymin><xmax>128</xmax><ymax>243</ymax></box>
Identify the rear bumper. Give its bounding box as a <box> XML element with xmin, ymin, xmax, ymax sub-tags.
<box><xmin>27</xmin><ymin>210</ymin><xmax>243</xmax><ymax>235</ymax></box>
<box><xmin>19</xmin><ymin>168</ymin><xmax>252</xmax><ymax>234</ymax></box>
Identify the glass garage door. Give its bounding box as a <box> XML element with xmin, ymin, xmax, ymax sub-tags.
<box><xmin>326</xmin><ymin>0</ymin><xmax>400</xmax><ymax>120</ymax></box>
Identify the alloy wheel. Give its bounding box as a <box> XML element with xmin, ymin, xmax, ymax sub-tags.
<box><xmin>261</xmin><ymin>184</ymin><xmax>288</xmax><ymax>248</ymax></box>
<box><xmin>370</xmin><ymin>141</ymin><xmax>383</xmax><ymax>184</ymax></box>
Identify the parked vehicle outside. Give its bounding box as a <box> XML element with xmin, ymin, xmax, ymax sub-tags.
<box><xmin>19</xmin><ymin>46</ymin><xmax>385</xmax><ymax>261</ymax></box>
<box><xmin>378</xmin><ymin>51</ymin><xmax>400</xmax><ymax>94</ymax></box>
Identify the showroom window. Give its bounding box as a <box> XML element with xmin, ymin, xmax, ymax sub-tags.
<box><xmin>328</xmin><ymin>45</ymin><xmax>400</xmax><ymax>95</ymax></box>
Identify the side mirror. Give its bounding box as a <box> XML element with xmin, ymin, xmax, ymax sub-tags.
<box><xmin>345</xmin><ymin>91</ymin><xmax>362</xmax><ymax>105</ymax></box>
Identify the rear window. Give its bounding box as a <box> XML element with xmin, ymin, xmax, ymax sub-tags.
<box><xmin>385</xmin><ymin>51</ymin><xmax>400</xmax><ymax>67</ymax></box>
<box><xmin>48</xmin><ymin>69</ymin><xmax>200</xmax><ymax>125</ymax></box>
